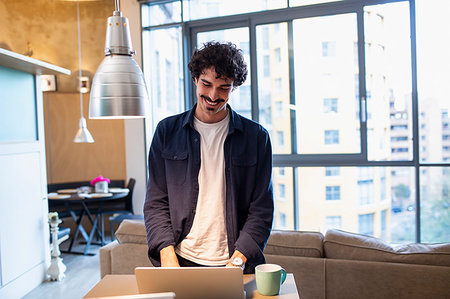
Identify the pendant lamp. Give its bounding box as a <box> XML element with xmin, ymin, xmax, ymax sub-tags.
<box><xmin>73</xmin><ymin>1</ymin><xmax>94</xmax><ymax>143</ymax></box>
<box><xmin>89</xmin><ymin>0</ymin><xmax>149</xmax><ymax>119</ymax></box>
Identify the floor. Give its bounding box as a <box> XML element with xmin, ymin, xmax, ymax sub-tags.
<box><xmin>22</xmin><ymin>239</ymin><xmax>107</xmax><ymax>299</ymax></box>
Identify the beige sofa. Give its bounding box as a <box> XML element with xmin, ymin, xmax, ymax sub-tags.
<box><xmin>100</xmin><ymin>220</ymin><xmax>450</xmax><ymax>299</ymax></box>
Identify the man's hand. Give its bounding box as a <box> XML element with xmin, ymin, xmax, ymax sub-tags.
<box><xmin>225</xmin><ymin>250</ymin><xmax>247</xmax><ymax>268</ymax></box>
<box><xmin>160</xmin><ymin>245</ymin><xmax>180</xmax><ymax>267</ymax></box>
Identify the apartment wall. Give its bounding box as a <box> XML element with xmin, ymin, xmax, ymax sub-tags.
<box><xmin>0</xmin><ymin>0</ymin><xmax>128</xmax><ymax>183</ymax></box>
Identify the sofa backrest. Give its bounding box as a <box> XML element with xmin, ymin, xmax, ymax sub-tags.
<box><xmin>264</xmin><ymin>230</ymin><xmax>324</xmax><ymax>258</ymax></box>
<box><xmin>115</xmin><ymin>219</ymin><xmax>147</xmax><ymax>244</ymax></box>
<box><xmin>324</xmin><ymin>229</ymin><xmax>450</xmax><ymax>267</ymax></box>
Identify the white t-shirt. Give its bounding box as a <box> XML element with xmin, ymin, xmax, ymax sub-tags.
<box><xmin>175</xmin><ymin>112</ymin><xmax>230</xmax><ymax>265</ymax></box>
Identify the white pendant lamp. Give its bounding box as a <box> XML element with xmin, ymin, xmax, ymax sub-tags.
<box><xmin>73</xmin><ymin>1</ymin><xmax>94</xmax><ymax>143</ymax></box>
<box><xmin>89</xmin><ymin>0</ymin><xmax>149</xmax><ymax>119</ymax></box>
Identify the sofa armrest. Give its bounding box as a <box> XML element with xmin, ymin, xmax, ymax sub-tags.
<box><xmin>99</xmin><ymin>240</ymin><xmax>119</xmax><ymax>278</ymax></box>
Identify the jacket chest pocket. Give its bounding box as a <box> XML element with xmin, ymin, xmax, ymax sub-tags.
<box><xmin>162</xmin><ymin>151</ymin><xmax>188</xmax><ymax>186</ymax></box>
<box><xmin>231</xmin><ymin>155</ymin><xmax>257</xmax><ymax>190</ymax></box>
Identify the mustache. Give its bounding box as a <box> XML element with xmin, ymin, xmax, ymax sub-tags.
<box><xmin>201</xmin><ymin>95</ymin><xmax>225</xmax><ymax>103</ymax></box>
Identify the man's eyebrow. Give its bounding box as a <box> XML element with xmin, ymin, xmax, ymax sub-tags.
<box><xmin>200</xmin><ymin>78</ymin><xmax>232</xmax><ymax>87</ymax></box>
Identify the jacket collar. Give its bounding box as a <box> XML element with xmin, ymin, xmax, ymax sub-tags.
<box><xmin>181</xmin><ymin>104</ymin><xmax>244</xmax><ymax>133</ymax></box>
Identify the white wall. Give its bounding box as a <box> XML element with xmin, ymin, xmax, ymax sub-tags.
<box><xmin>122</xmin><ymin>0</ymin><xmax>149</xmax><ymax>215</ymax></box>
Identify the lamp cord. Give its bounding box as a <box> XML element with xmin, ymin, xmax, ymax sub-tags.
<box><xmin>77</xmin><ymin>1</ymin><xmax>83</xmax><ymax>119</ymax></box>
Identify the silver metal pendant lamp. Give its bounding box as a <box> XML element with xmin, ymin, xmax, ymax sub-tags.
<box><xmin>89</xmin><ymin>0</ymin><xmax>149</xmax><ymax>119</ymax></box>
<box><xmin>74</xmin><ymin>1</ymin><xmax>94</xmax><ymax>143</ymax></box>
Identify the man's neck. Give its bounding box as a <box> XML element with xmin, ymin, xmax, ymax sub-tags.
<box><xmin>194</xmin><ymin>105</ymin><xmax>229</xmax><ymax>123</ymax></box>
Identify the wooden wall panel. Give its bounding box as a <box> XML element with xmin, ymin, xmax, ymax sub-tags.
<box><xmin>44</xmin><ymin>92</ymin><xmax>126</xmax><ymax>183</ymax></box>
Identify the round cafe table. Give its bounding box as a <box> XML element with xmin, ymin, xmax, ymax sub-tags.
<box><xmin>48</xmin><ymin>188</ymin><xmax>129</xmax><ymax>255</ymax></box>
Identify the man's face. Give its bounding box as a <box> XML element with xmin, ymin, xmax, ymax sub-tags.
<box><xmin>194</xmin><ymin>66</ymin><xmax>235</xmax><ymax>123</ymax></box>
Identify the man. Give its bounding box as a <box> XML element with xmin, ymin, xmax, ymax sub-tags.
<box><xmin>144</xmin><ymin>41</ymin><xmax>273</xmax><ymax>274</ymax></box>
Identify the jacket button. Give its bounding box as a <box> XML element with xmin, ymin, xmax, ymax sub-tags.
<box><xmin>173</xmin><ymin>155</ymin><xmax>177</xmax><ymax>159</ymax></box>
<box><xmin>194</xmin><ymin>138</ymin><xmax>198</xmax><ymax>142</ymax></box>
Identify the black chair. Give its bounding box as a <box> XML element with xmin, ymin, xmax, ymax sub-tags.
<box><xmin>104</xmin><ymin>178</ymin><xmax>144</xmax><ymax>241</ymax></box>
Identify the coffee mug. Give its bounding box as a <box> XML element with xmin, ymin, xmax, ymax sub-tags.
<box><xmin>255</xmin><ymin>263</ymin><xmax>287</xmax><ymax>296</ymax></box>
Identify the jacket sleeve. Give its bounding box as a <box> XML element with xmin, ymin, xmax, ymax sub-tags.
<box><xmin>143</xmin><ymin>122</ymin><xmax>175</xmax><ymax>266</ymax></box>
<box><xmin>235</xmin><ymin>127</ymin><xmax>274</xmax><ymax>272</ymax></box>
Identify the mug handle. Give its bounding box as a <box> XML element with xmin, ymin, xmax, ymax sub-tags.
<box><xmin>280</xmin><ymin>268</ymin><xmax>287</xmax><ymax>285</ymax></box>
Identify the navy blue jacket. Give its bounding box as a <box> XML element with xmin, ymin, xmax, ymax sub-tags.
<box><xmin>144</xmin><ymin>105</ymin><xmax>274</xmax><ymax>273</ymax></box>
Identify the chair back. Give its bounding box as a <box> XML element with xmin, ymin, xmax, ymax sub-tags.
<box><xmin>97</xmin><ymin>178</ymin><xmax>136</xmax><ymax>214</ymax></box>
<box><xmin>124</xmin><ymin>178</ymin><xmax>136</xmax><ymax>213</ymax></box>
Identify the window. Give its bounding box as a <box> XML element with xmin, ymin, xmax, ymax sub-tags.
<box><xmin>322</xmin><ymin>41</ymin><xmax>336</xmax><ymax>57</ymax></box>
<box><xmin>275</xmin><ymin>101</ymin><xmax>283</xmax><ymax>118</ymax></box>
<box><xmin>262</xmin><ymin>27</ymin><xmax>269</xmax><ymax>49</ymax></box>
<box><xmin>391</xmin><ymin>136</ymin><xmax>408</xmax><ymax>142</ymax></box>
<box><xmin>358</xmin><ymin>213</ymin><xmax>375</xmax><ymax>236</ymax></box>
<box><xmin>381</xmin><ymin>209</ymin><xmax>387</xmax><ymax>240</ymax></box>
<box><xmin>326</xmin><ymin>186</ymin><xmax>341</xmax><ymax>200</ymax></box>
<box><xmin>275</xmin><ymin>78</ymin><xmax>282</xmax><ymax>93</ymax></box>
<box><xmin>325</xmin><ymin>167</ymin><xmax>340</xmax><ymax>176</ymax></box>
<box><xmin>326</xmin><ymin>216</ymin><xmax>342</xmax><ymax>230</ymax></box>
<box><xmin>358</xmin><ymin>179</ymin><xmax>374</xmax><ymax>205</ymax></box>
<box><xmin>263</xmin><ymin>55</ymin><xmax>270</xmax><ymax>77</ymax></box>
<box><xmin>274</xmin><ymin>48</ymin><xmax>281</xmax><ymax>62</ymax></box>
<box><xmin>142</xmin><ymin>0</ymin><xmax>450</xmax><ymax>244</ymax></box>
<box><xmin>391</xmin><ymin>125</ymin><xmax>408</xmax><ymax>131</ymax></box>
<box><xmin>392</xmin><ymin>148</ymin><xmax>409</xmax><ymax>153</ymax></box>
<box><xmin>323</xmin><ymin>98</ymin><xmax>338</xmax><ymax>113</ymax></box>
<box><xmin>278</xmin><ymin>183</ymin><xmax>286</xmax><ymax>199</ymax></box>
<box><xmin>279</xmin><ymin>212</ymin><xmax>287</xmax><ymax>228</ymax></box>
<box><xmin>277</xmin><ymin>131</ymin><xmax>284</xmax><ymax>146</ymax></box>
<box><xmin>325</xmin><ymin>130</ymin><xmax>339</xmax><ymax>144</ymax></box>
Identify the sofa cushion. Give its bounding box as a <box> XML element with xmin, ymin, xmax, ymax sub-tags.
<box><xmin>115</xmin><ymin>219</ymin><xmax>147</xmax><ymax>244</ymax></box>
<box><xmin>324</xmin><ymin>229</ymin><xmax>450</xmax><ymax>267</ymax></box>
<box><xmin>264</xmin><ymin>230</ymin><xmax>324</xmax><ymax>258</ymax></box>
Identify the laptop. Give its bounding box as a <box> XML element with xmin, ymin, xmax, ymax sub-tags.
<box><xmin>135</xmin><ymin>267</ymin><xmax>245</xmax><ymax>299</ymax></box>
<box><xmin>89</xmin><ymin>294</ymin><xmax>175</xmax><ymax>299</ymax></box>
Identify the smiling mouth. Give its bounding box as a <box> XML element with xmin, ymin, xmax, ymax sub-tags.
<box><xmin>201</xmin><ymin>95</ymin><xmax>225</xmax><ymax>107</ymax></box>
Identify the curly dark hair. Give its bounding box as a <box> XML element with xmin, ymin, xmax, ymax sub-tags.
<box><xmin>188</xmin><ymin>41</ymin><xmax>248</xmax><ymax>87</ymax></box>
